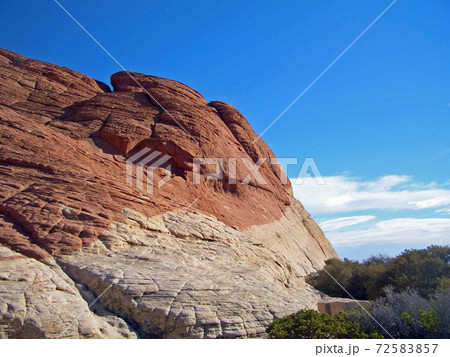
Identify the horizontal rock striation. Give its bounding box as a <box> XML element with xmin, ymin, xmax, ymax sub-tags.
<box><xmin>0</xmin><ymin>246</ymin><xmax>136</xmax><ymax>338</ymax></box>
<box><xmin>0</xmin><ymin>49</ymin><xmax>338</xmax><ymax>338</ymax></box>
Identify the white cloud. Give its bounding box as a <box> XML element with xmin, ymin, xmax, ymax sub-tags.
<box><xmin>320</xmin><ymin>215</ymin><xmax>376</xmax><ymax>231</ymax></box>
<box><xmin>327</xmin><ymin>218</ymin><xmax>450</xmax><ymax>246</ymax></box>
<box><xmin>414</xmin><ymin>197</ymin><xmax>449</xmax><ymax>209</ymax></box>
<box><xmin>364</xmin><ymin>175</ymin><xmax>410</xmax><ymax>190</ymax></box>
<box><xmin>292</xmin><ymin>175</ymin><xmax>450</xmax><ymax>215</ymax></box>
<box><xmin>436</xmin><ymin>207</ymin><xmax>450</xmax><ymax>214</ymax></box>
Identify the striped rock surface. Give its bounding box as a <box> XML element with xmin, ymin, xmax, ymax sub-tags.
<box><xmin>0</xmin><ymin>49</ymin><xmax>338</xmax><ymax>338</ymax></box>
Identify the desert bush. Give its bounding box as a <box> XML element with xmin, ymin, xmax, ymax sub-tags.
<box><xmin>306</xmin><ymin>258</ymin><xmax>360</xmax><ymax>298</ymax></box>
<box><xmin>347</xmin><ymin>287</ymin><xmax>449</xmax><ymax>338</ymax></box>
<box><xmin>387</xmin><ymin>246</ymin><xmax>449</xmax><ymax>297</ymax></box>
<box><xmin>306</xmin><ymin>245</ymin><xmax>449</xmax><ymax>300</ymax></box>
<box><xmin>266</xmin><ymin>309</ymin><xmax>383</xmax><ymax>339</ymax></box>
<box><xmin>430</xmin><ymin>289</ymin><xmax>450</xmax><ymax>338</ymax></box>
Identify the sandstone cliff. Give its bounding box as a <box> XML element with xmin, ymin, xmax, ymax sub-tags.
<box><xmin>0</xmin><ymin>49</ymin><xmax>338</xmax><ymax>338</ymax></box>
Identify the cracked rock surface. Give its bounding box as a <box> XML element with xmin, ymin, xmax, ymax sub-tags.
<box><xmin>0</xmin><ymin>49</ymin><xmax>338</xmax><ymax>338</ymax></box>
<box><xmin>0</xmin><ymin>246</ymin><xmax>136</xmax><ymax>338</ymax></box>
<box><xmin>58</xmin><ymin>205</ymin><xmax>329</xmax><ymax>338</ymax></box>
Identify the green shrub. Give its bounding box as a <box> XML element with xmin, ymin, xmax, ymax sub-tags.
<box><xmin>266</xmin><ymin>309</ymin><xmax>383</xmax><ymax>339</ymax></box>
<box><xmin>306</xmin><ymin>245</ymin><xmax>449</xmax><ymax>300</ymax></box>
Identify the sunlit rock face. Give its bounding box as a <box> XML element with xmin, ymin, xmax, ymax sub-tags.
<box><xmin>0</xmin><ymin>49</ymin><xmax>338</xmax><ymax>338</ymax></box>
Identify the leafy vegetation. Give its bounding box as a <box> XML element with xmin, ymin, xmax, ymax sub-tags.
<box><xmin>267</xmin><ymin>309</ymin><xmax>383</xmax><ymax>339</ymax></box>
<box><xmin>306</xmin><ymin>245</ymin><xmax>449</xmax><ymax>299</ymax></box>
<box><xmin>347</xmin><ymin>287</ymin><xmax>450</xmax><ymax>338</ymax></box>
<box><xmin>267</xmin><ymin>289</ymin><xmax>450</xmax><ymax>339</ymax></box>
<box><xmin>267</xmin><ymin>245</ymin><xmax>450</xmax><ymax>339</ymax></box>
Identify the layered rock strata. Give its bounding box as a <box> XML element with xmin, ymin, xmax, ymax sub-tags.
<box><xmin>0</xmin><ymin>49</ymin><xmax>338</xmax><ymax>338</ymax></box>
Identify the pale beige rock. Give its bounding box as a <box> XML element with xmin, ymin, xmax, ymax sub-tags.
<box><xmin>318</xmin><ymin>300</ymin><xmax>372</xmax><ymax>316</ymax></box>
<box><xmin>57</xmin><ymin>202</ymin><xmax>335</xmax><ymax>338</ymax></box>
<box><xmin>0</xmin><ymin>245</ymin><xmax>136</xmax><ymax>339</ymax></box>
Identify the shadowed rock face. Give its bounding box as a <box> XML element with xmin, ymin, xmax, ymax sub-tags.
<box><xmin>0</xmin><ymin>49</ymin><xmax>338</xmax><ymax>338</ymax></box>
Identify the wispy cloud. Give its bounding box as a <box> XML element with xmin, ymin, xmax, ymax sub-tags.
<box><xmin>436</xmin><ymin>207</ymin><xmax>450</xmax><ymax>214</ymax></box>
<box><xmin>327</xmin><ymin>218</ymin><xmax>450</xmax><ymax>246</ymax></box>
<box><xmin>292</xmin><ymin>175</ymin><xmax>450</xmax><ymax>215</ymax></box>
<box><xmin>320</xmin><ymin>215</ymin><xmax>376</xmax><ymax>231</ymax></box>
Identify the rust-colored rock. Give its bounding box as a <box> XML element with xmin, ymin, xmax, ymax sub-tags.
<box><xmin>0</xmin><ymin>48</ymin><xmax>297</xmax><ymax>259</ymax></box>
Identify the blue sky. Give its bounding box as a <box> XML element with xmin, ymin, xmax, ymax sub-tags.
<box><xmin>1</xmin><ymin>0</ymin><xmax>449</xmax><ymax>260</ymax></box>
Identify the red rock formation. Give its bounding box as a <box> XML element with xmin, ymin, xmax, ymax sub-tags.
<box><xmin>0</xmin><ymin>49</ymin><xmax>339</xmax><ymax>339</ymax></box>
<box><xmin>0</xmin><ymin>49</ymin><xmax>295</xmax><ymax>260</ymax></box>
